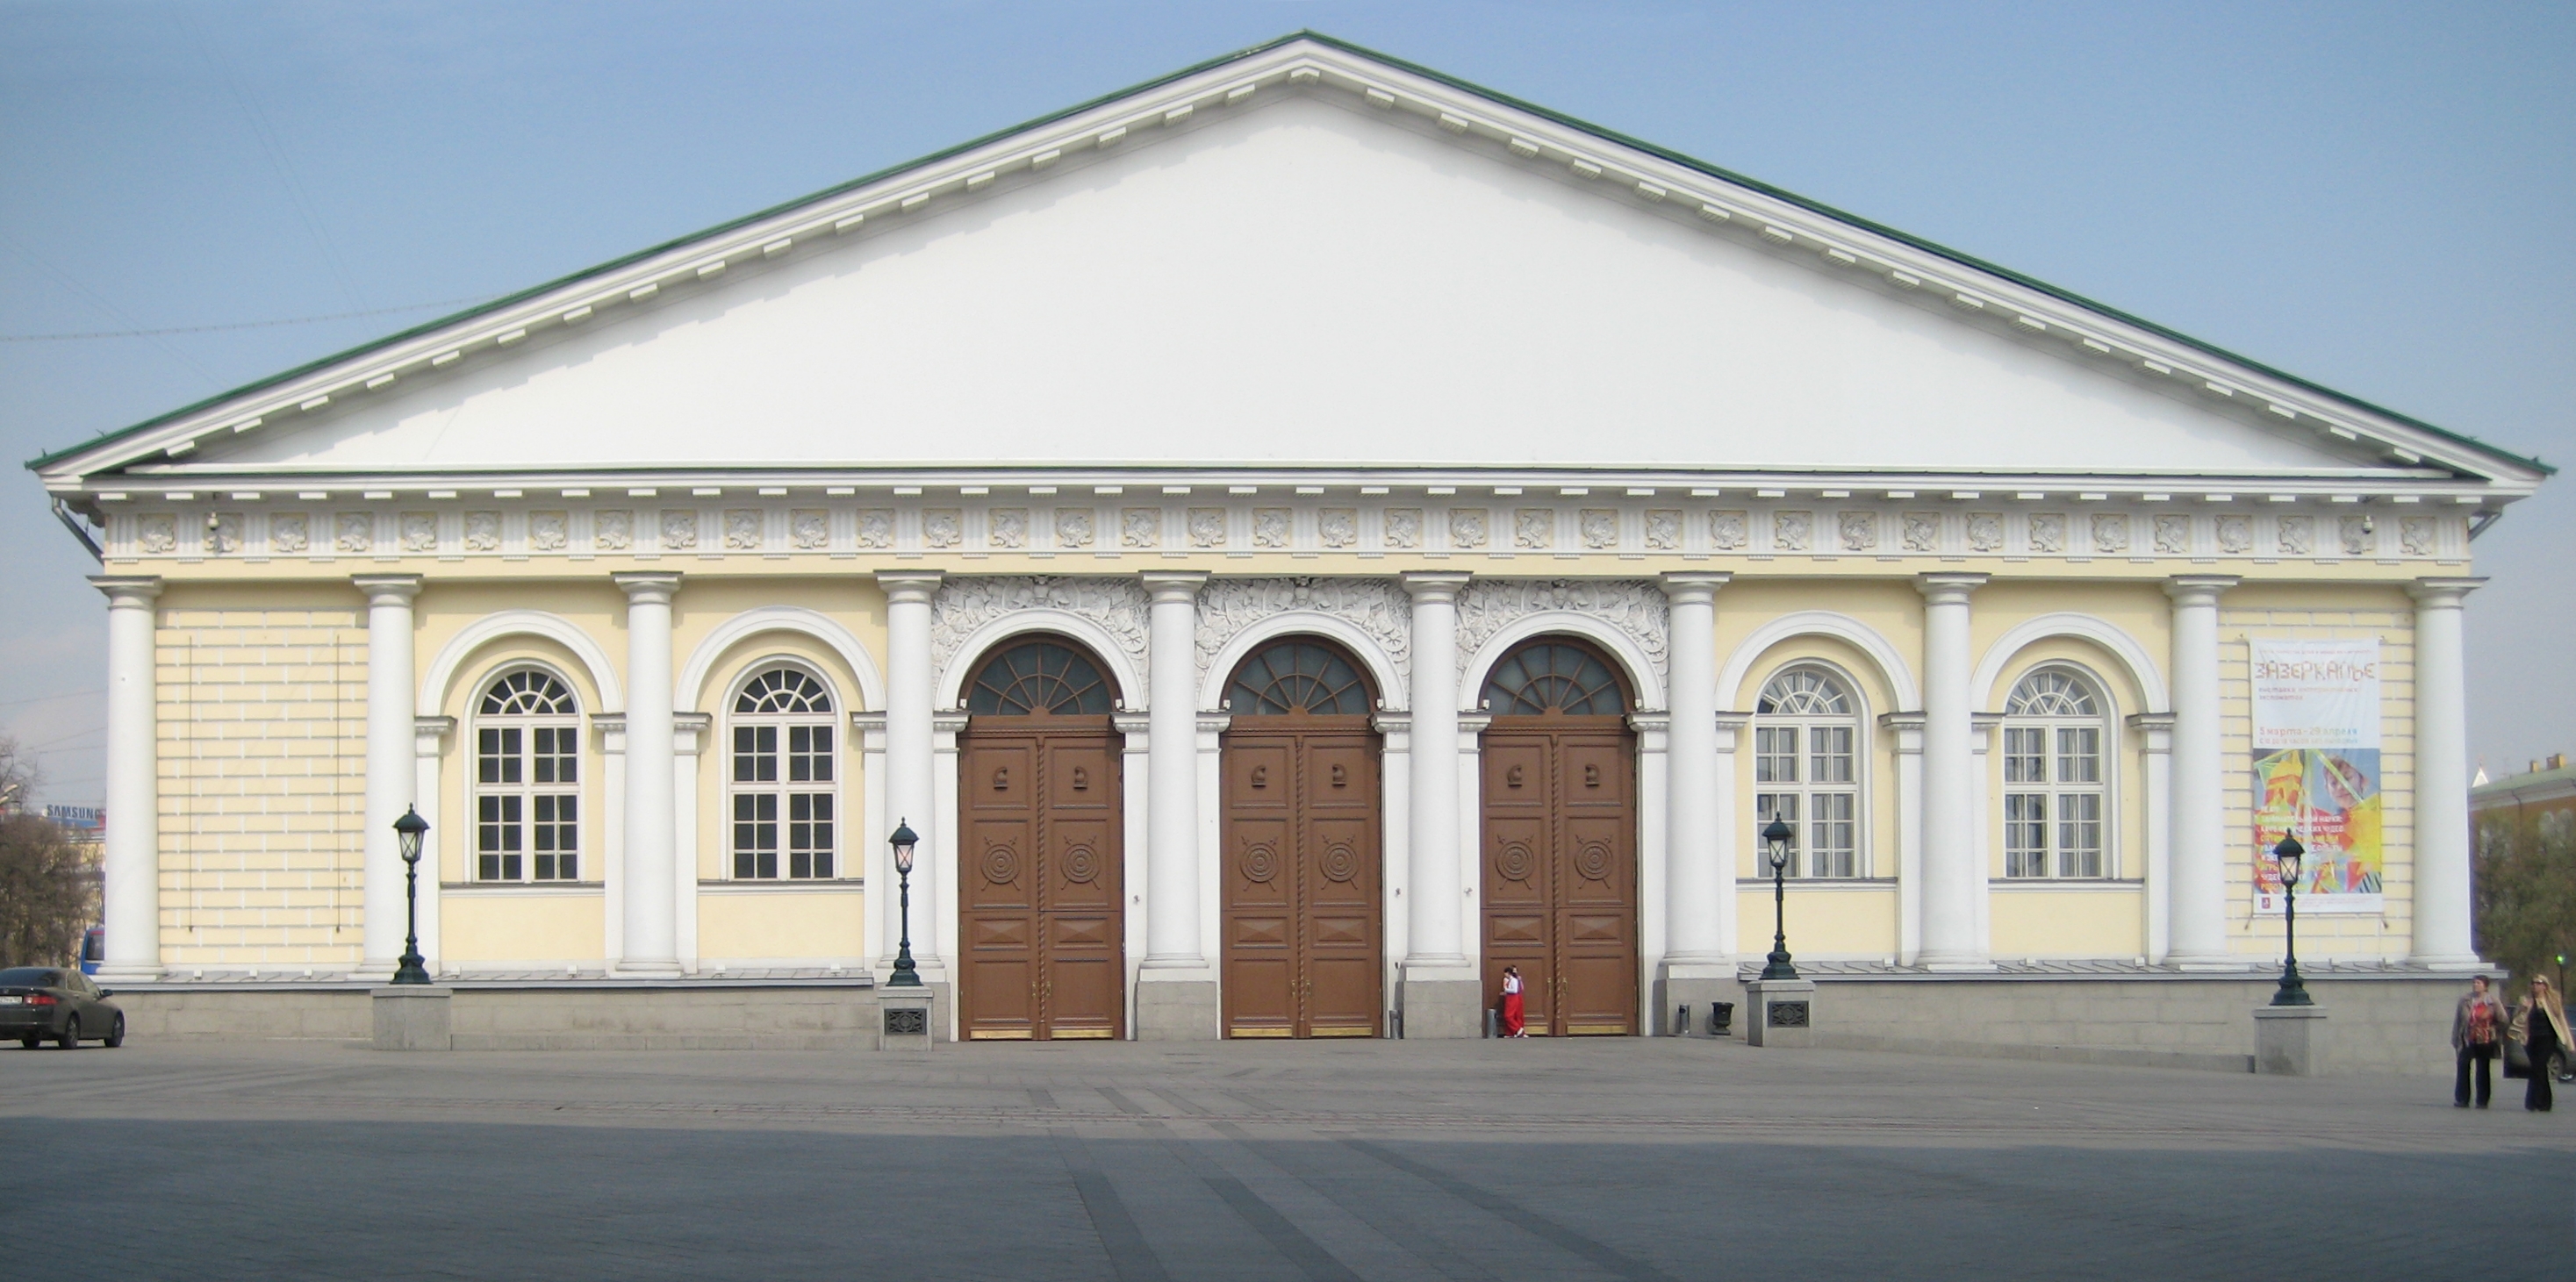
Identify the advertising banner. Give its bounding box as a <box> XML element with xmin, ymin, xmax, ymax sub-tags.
<box><xmin>2250</xmin><ymin>639</ymin><xmax>2382</xmax><ymax>914</ymax></box>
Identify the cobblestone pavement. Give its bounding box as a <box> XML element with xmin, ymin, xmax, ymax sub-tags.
<box><xmin>4</xmin><ymin>1037</ymin><xmax>2567</xmax><ymax>1279</ymax></box>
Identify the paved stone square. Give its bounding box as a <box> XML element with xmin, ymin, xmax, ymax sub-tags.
<box><xmin>3</xmin><ymin>1036</ymin><xmax>2566</xmax><ymax>1279</ymax></box>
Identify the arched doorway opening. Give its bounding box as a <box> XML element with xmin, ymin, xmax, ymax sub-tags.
<box><xmin>1478</xmin><ymin>638</ymin><xmax>1640</xmax><ymax>1035</ymax></box>
<box><xmin>1220</xmin><ymin>638</ymin><xmax>1383</xmax><ymax>1038</ymax></box>
<box><xmin>958</xmin><ymin>637</ymin><xmax>1124</xmax><ymax>1040</ymax></box>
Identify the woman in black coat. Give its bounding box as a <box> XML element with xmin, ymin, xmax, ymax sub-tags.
<box><xmin>2515</xmin><ymin>976</ymin><xmax>2571</xmax><ymax>1113</ymax></box>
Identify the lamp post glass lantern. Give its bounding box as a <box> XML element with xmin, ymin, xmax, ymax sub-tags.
<box><xmin>888</xmin><ymin>820</ymin><xmax>922</xmax><ymax>987</ymax></box>
<box><xmin>2270</xmin><ymin>834</ymin><xmax>2312</xmax><ymax>1006</ymax></box>
<box><xmin>391</xmin><ymin>806</ymin><xmax>432</xmax><ymax>985</ymax></box>
<box><xmin>1760</xmin><ymin>817</ymin><xmax>1799</xmax><ymax>981</ymax></box>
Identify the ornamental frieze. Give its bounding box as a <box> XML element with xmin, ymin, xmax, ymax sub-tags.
<box><xmin>1455</xmin><ymin>578</ymin><xmax>1668</xmax><ymax>683</ymax></box>
<box><xmin>929</xmin><ymin>576</ymin><xmax>1150</xmax><ymax>686</ymax></box>
<box><xmin>1195</xmin><ymin>577</ymin><xmax>1411</xmax><ymax>691</ymax></box>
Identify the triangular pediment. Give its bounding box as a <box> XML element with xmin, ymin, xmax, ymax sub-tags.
<box><xmin>32</xmin><ymin>34</ymin><xmax>2544</xmax><ymax>495</ymax></box>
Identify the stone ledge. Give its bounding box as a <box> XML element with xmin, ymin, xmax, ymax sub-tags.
<box><xmin>1811</xmin><ymin>1032</ymin><xmax>2256</xmax><ymax>1074</ymax></box>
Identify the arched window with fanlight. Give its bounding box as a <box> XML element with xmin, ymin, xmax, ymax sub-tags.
<box><xmin>475</xmin><ymin>669</ymin><xmax>581</xmax><ymax>882</ymax></box>
<box><xmin>1226</xmin><ymin>641</ymin><xmax>1372</xmax><ymax>715</ymax></box>
<box><xmin>728</xmin><ymin>667</ymin><xmax>838</xmax><ymax>879</ymax></box>
<box><xmin>2002</xmin><ymin>669</ymin><xmax>2108</xmax><ymax>878</ymax></box>
<box><xmin>1754</xmin><ymin>667</ymin><xmax>1861</xmax><ymax>878</ymax></box>
<box><xmin>1481</xmin><ymin>641</ymin><xmax>1628</xmax><ymax>716</ymax></box>
<box><xmin>966</xmin><ymin>641</ymin><xmax>1114</xmax><ymax>715</ymax></box>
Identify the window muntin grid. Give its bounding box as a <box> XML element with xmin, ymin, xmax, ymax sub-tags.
<box><xmin>1225</xmin><ymin>641</ymin><xmax>1371</xmax><ymax>716</ymax></box>
<box><xmin>474</xmin><ymin>670</ymin><xmax>580</xmax><ymax>882</ymax></box>
<box><xmin>965</xmin><ymin>641</ymin><xmax>1114</xmax><ymax>716</ymax></box>
<box><xmin>729</xmin><ymin>667</ymin><xmax>837</xmax><ymax>879</ymax></box>
<box><xmin>1754</xmin><ymin>668</ymin><xmax>1861</xmax><ymax>877</ymax></box>
<box><xmin>2003</xmin><ymin>669</ymin><xmax>2108</xmax><ymax>878</ymax></box>
<box><xmin>1481</xmin><ymin>641</ymin><xmax>1627</xmax><ymax>715</ymax></box>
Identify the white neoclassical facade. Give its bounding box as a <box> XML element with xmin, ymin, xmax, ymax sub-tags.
<box><xmin>32</xmin><ymin>35</ymin><xmax>2544</xmax><ymax>1043</ymax></box>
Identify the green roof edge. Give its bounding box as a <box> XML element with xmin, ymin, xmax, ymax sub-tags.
<box><xmin>27</xmin><ymin>29</ymin><xmax>2553</xmax><ymax>477</ymax></box>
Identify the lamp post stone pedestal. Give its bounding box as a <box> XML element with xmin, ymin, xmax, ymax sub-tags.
<box><xmin>371</xmin><ymin>985</ymin><xmax>453</xmax><ymax>1050</ymax></box>
<box><xmin>2253</xmin><ymin>1005</ymin><xmax>2328</xmax><ymax>1076</ymax></box>
<box><xmin>878</xmin><ymin>988</ymin><xmax>936</xmax><ymax>1050</ymax></box>
<box><xmin>1744</xmin><ymin>977</ymin><xmax>1817</xmax><ymax>1049</ymax></box>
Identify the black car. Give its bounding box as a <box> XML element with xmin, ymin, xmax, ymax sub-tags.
<box><xmin>0</xmin><ymin>966</ymin><xmax>124</xmax><ymax>1049</ymax></box>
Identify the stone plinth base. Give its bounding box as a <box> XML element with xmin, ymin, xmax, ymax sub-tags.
<box><xmin>1745</xmin><ymin>978</ymin><xmax>1817</xmax><ymax>1049</ymax></box>
<box><xmin>2254</xmin><ymin>1005</ymin><xmax>2328</xmax><ymax>1076</ymax></box>
<box><xmin>1399</xmin><ymin>977</ymin><xmax>1482</xmax><ymax>1040</ymax></box>
<box><xmin>1135</xmin><ymin>975</ymin><xmax>1218</xmax><ymax>1041</ymax></box>
<box><xmin>878</xmin><ymin>987</ymin><xmax>935</xmax><ymax>1050</ymax></box>
<box><xmin>1659</xmin><ymin>967</ymin><xmax>1743</xmax><ymax>1038</ymax></box>
<box><xmin>371</xmin><ymin>985</ymin><xmax>452</xmax><ymax>1051</ymax></box>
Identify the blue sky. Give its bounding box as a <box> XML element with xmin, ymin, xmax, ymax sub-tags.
<box><xmin>3</xmin><ymin>1</ymin><xmax>2569</xmax><ymax>805</ymax></box>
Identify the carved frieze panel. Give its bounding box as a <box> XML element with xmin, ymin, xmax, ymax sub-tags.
<box><xmin>468</xmin><ymin>512</ymin><xmax>505</xmax><ymax>553</ymax></box>
<box><xmin>531</xmin><ymin>512</ymin><xmax>569</xmax><ymax>552</ymax></box>
<box><xmin>1455</xmin><ymin>578</ymin><xmax>1668</xmax><ymax>687</ymax></box>
<box><xmin>270</xmin><ymin>513</ymin><xmax>309</xmax><ymax>555</ymax></box>
<box><xmin>1383</xmin><ymin>508</ymin><xmax>1423</xmax><ymax>549</ymax></box>
<box><xmin>1195</xmin><ymin>577</ymin><xmax>1410</xmax><ymax>693</ymax></box>
<box><xmin>929</xmin><ymin>576</ymin><xmax>1150</xmax><ymax>696</ymax></box>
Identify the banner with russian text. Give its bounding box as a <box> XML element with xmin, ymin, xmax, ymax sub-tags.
<box><xmin>2250</xmin><ymin>639</ymin><xmax>2382</xmax><ymax>914</ymax></box>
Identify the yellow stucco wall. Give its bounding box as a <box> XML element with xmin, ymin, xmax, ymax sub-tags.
<box><xmin>697</xmin><ymin>890</ymin><xmax>868</xmax><ymax>963</ymax></box>
<box><xmin>440</xmin><ymin>890</ymin><xmax>606</xmax><ymax>967</ymax></box>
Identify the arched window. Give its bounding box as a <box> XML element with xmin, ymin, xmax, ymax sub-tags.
<box><xmin>1482</xmin><ymin>641</ymin><xmax>1627</xmax><ymax>715</ymax></box>
<box><xmin>1754</xmin><ymin>668</ymin><xmax>1859</xmax><ymax>878</ymax></box>
<box><xmin>475</xmin><ymin>669</ymin><xmax>580</xmax><ymax>882</ymax></box>
<box><xmin>1226</xmin><ymin>641</ymin><xmax>1371</xmax><ymax>715</ymax></box>
<box><xmin>2003</xmin><ymin>669</ymin><xmax>2106</xmax><ymax>878</ymax></box>
<box><xmin>729</xmin><ymin>667</ymin><xmax>838</xmax><ymax>879</ymax></box>
<box><xmin>966</xmin><ymin>641</ymin><xmax>1113</xmax><ymax>715</ymax></box>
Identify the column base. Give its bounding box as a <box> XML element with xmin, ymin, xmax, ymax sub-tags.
<box><xmin>2408</xmin><ymin>954</ymin><xmax>2488</xmax><ymax>972</ymax></box>
<box><xmin>2253</xmin><ymin>1005</ymin><xmax>2328</xmax><ymax>1076</ymax></box>
<box><xmin>2171</xmin><ymin>954</ymin><xmax>2257</xmax><ymax>973</ymax></box>
<box><xmin>1397</xmin><ymin>976</ymin><xmax>1483</xmax><ymax>1039</ymax></box>
<box><xmin>1743</xmin><ymin>978</ymin><xmax>1817</xmax><ymax>1049</ymax></box>
<box><xmin>610</xmin><ymin>960</ymin><xmax>685</xmax><ymax>979</ymax></box>
<box><xmin>1918</xmin><ymin>956</ymin><xmax>1997</xmax><ymax>974</ymax></box>
<box><xmin>1656</xmin><ymin>962</ymin><xmax>1742</xmax><ymax>1038</ymax></box>
<box><xmin>371</xmin><ymin>985</ymin><xmax>453</xmax><ymax>1051</ymax></box>
<box><xmin>1134</xmin><ymin>971</ymin><xmax>1219</xmax><ymax>1042</ymax></box>
<box><xmin>91</xmin><ymin>963</ymin><xmax>166</xmax><ymax>985</ymax></box>
<box><xmin>349</xmin><ymin>960</ymin><xmax>398</xmax><ymax>984</ymax></box>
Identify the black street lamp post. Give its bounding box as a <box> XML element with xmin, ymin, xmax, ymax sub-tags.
<box><xmin>2270</xmin><ymin>834</ymin><xmax>2312</xmax><ymax>1007</ymax></box>
<box><xmin>1760</xmin><ymin>817</ymin><xmax>1799</xmax><ymax>981</ymax></box>
<box><xmin>391</xmin><ymin>806</ymin><xmax>432</xmax><ymax>985</ymax></box>
<box><xmin>887</xmin><ymin>820</ymin><xmax>922</xmax><ymax>988</ymax></box>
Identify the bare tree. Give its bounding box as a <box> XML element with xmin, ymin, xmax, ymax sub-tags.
<box><xmin>0</xmin><ymin>732</ymin><xmax>32</xmax><ymax>816</ymax></box>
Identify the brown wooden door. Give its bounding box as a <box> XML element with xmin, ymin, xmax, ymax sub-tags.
<box><xmin>1481</xmin><ymin>721</ymin><xmax>1639</xmax><ymax>1035</ymax></box>
<box><xmin>1222</xmin><ymin>716</ymin><xmax>1383</xmax><ymax>1038</ymax></box>
<box><xmin>959</xmin><ymin>721</ymin><xmax>1123</xmax><ymax>1040</ymax></box>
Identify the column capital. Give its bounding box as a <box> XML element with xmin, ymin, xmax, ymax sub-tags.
<box><xmin>2163</xmin><ymin>574</ymin><xmax>2241</xmax><ymax>605</ymax></box>
<box><xmin>350</xmin><ymin>573</ymin><xmax>423</xmax><ymax>605</ymax></box>
<box><xmin>2407</xmin><ymin>576</ymin><xmax>2487</xmax><ymax>607</ymax></box>
<box><xmin>873</xmin><ymin>569</ymin><xmax>943</xmax><ymax>605</ymax></box>
<box><xmin>1137</xmin><ymin>569</ymin><xmax>1209</xmax><ymax>604</ymax></box>
<box><xmin>1658</xmin><ymin>570</ymin><xmax>1732</xmax><ymax>603</ymax></box>
<box><xmin>613</xmin><ymin>570</ymin><xmax>683</xmax><ymax>605</ymax></box>
<box><xmin>1914</xmin><ymin>571</ymin><xmax>1989</xmax><ymax>603</ymax></box>
<box><xmin>89</xmin><ymin>574</ymin><xmax>161</xmax><ymax>605</ymax></box>
<box><xmin>1398</xmin><ymin>569</ymin><xmax>1472</xmax><ymax>602</ymax></box>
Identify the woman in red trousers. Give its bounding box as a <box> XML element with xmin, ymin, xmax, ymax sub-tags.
<box><xmin>1500</xmin><ymin>965</ymin><xmax>1527</xmax><ymax>1038</ymax></box>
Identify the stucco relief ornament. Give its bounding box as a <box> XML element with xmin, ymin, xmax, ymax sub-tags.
<box><xmin>2339</xmin><ymin>516</ymin><xmax>2371</xmax><ymax>556</ymax></box>
<box><xmin>1252</xmin><ymin>509</ymin><xmax>1291</xmax><ymax>549</ymax></box>
<box><xmin>2027</xmin><ymin>513</ymin><xmax>2067</xmax><ymax>555</ymax></box>
<box><xmin>1319</xmin><ymin>509</ymin><xmax>1359</xmax><ymax>549</ymax></box>
<box><xmin>2091</xmin><ymin>513</ymin><xmax>2128</xmax><ymax>555</ymax></box>
<box><xmin>400</xmin><ymin>512</ymin><xmax>438</xmax><ymax>554</ymax></box>
<box><xmin>857</xmin><ymin>510</ymin><xmax>894</xmax><ymax>549</ymax></box>
<box><xmin>2401</xmin><ymin>517</ymin><xmax>2436</xmax><ymax>556</ymax></box>
<box><xmin>269</xmin><ymin>513</ymin><xmax>308</xmax><ymax>555</ymax></box>
<box><xmin>1121</xmin><ymin>508</ymin><xmax>1160</xmax><ymax>548</ymax></box>
<box><xmin>1709</xmin><ymin>511</ymin><xmax>1747</xmax><ymax>550</ymax></box>
<box><xmin>1455</xmin><ymin>578</ymin><xmax>1668</xmax><ymax>682</ymax></box>
<box><xmin>1188</xmin><ymin>508</ymin><xmax>1226</xmax><ymax>548</ymax></box>
<box><xmin>1195</xmin><ymin>578</ymin><xmax>1411</xmax><ymax>691</ymax></box>
<box><xmin>921</xmin><ymin>509</ymin><xmax>962</xmax><ymax>549</ymax></box>
<box><xmin>2216</xmin><ymin>515</ymin><xmax>2253</xmax><ymax>555</ymax></box>
<box><xmin>988</xmin><ymin>508</ymin><xmax>1028</xmax><ymax>550</ymax></box>
<box><xmin>1966</xmin><ymin>513</ymin><xmax>2005</xmax><ymax>553</ymax></box>
<box><xmin>929</xmin><ymin>576</ymin><xmax>1150</xmax><ymax>684</ymax></box>
<box><xmin>2277</xmin><ymin>515</ymin><xmax>2314</xmax><ymax>556</ymax></box>
<box><xmin>465</xmin><ymin>512</ymin><xmax>503</xmax><ymax>553</ymax></box>
<box><xmin>1902</xmin><ymin>512</ymin><xmax>1940</xmax><ymax>553</ymax></box>
<box><xmin>1052</xmin><ymin>509</ymin><xmax>1091</xmax><ymax>549</ymax></box>
<box><xmin>1838</xmin><ymin>512</ymin><xmax>1876</xmax><ymax>552</ymax></box>
<box><xmin>1514</xmin><ymin>510</ymin><xmax>1553</xmax><ymax>549</ymax></box>
<box><xmin>1644</xmin><ymin>510</ymin><xmax>1680</xmax><ymax>551</ymax></box>
<box><xmin>2154</xmin><ymin>515</ymin><xmax>2192</xmax><ymax>555</ymax></box>
<box><xmin>790</xmin><ymin>510</ymin><xmax>828</xmax><ymax>550</ymax></box>
<box><xmin>1383</xmin><ymin>508</ymin><xmax>1423</xmax><ymax>550</ymax></box>
<box><xmin>205</xmin><ymin>512</ymin><xmax>242</xmax><ymax>555</ymax></box>
<box><xmin>139</xmin><ymin>514</ymin><xmax>177</xmax><ymax>555</ymax></box>
<box><xmin>530</xmin><ymin>512</ymin><xmax>568</xmax><ymax>552</ymax></box>
<box><xmin>1580</xmin><ymin>510</ymin><xmax>1618</xmax><ymax>549</ymax></box>
<box><xmin>661</xmin><ymin>510</ymin><xmax>698</xmax><ymax>551</ymax></box>
<box><xmin>594</xmin><ymin>510</ymin><xmax>633</xmax><ymax>551</ymax></box>
<box><xmin>1449</xmin><ymin>509</ymin><xmax>1489</xmax><ymax>549</ymax></box>
<box><xmin>1773</xmin><ymin>511</ymin><xmax>1812</xmax><ymax>552</ymax></box>
<box><xmin>725</xmin><ymin>510</ymin><xmax>762</xmax><ymax>551</ymax></box>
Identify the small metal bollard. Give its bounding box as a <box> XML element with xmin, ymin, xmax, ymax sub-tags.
<box><xmin>1483</xmin><ymin>1006</ymin><xmax>1497</xmax><ymax>1039</ymax></box>
<box><xmin>1675</xmin><ymin>1004</ymin><xmax>1691</xmax><ymax>1036</ymax></box>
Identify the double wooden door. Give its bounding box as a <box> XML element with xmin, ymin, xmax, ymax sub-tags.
<box><xmin>1221</xmin><ymin>716</ymin><xmax>1382</xmax><ymax>1038</ymax></box>
<box><xmin>958</xmin><ymin>721</ymin><xmax>1123</xmax><ymax>1039</ymax></box>
<box><xmin>1481</xmin><ymin>721</ymin><xmax>1640</xmax><ymax>1035</ymax></box>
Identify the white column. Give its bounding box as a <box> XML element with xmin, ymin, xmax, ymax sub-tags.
<box><xmin>1113</xmin><ymin>713</ymin><xmax>1154</xmax><ymax>1033</ymax></box>
<box><xmin>2165</xmin><ymin>575</ymin><xmax>2239</xmax><ymax>967</ymax></box>
<box><xmin>930</xmin><ymin>713</ymin><xmax>967</xmax><ymax>996</ymax></box>
<box><xmin>92</xmin><ymin>576</ymin><xmax>161</xmax><ymax>983</ymax></box>
<box><xmin>1660</xmin><ymin>572</ymin><xmax>1729</xmax><ymax>964</ymax></box>
<box><xmin>2128</xmin><ymin>713</ymin><xmax>2175</xmax><ymax>964</ymax></box>
<box><xmin>672</xmin><ymin>713</ymin><xmax>709</xmax><ymax>972</ymax></box>
<box><xmin>1402</xmin><ymin>571</ymin><xmax>1471</xmax><ymax>970</ymax></box>
<box><xmin>614</xmin><ymin>572</ymin><xmax>681</xmax><ymax>976</ymax></box>
<box><xmin>876</xmin><ymin>571</ymin><xmax>944</xmax><ymax>982</ymax></box>
<box><xmin>2409</xmin><ymin>577</ymin><xmax>2486</xmax><ymax>968</ymax></box>
<box><xmin>1711</xmin><ymin>713</ymin><xmax>1747</xmax><ymax>959</ymax></box>
<box><xmin>353</xmin><ymin>574</ymin><xmax>422</xmax><ymax>978</ymax></box>
<box><xmin>1138</xmin><ymin>571</ymin><xmax>1209</xmax><ymax>970</ymax></box>
<box><xmin>1917</xmin><ymin>573</ymin><xmax>1989</xmax><ymax>970</ymax></box>
<box><xmin>850</xmin><ymin>712</ymin><xmax>890</xmax><ymax>968</ymax></box>
<box><xmin>1881</xmin><ymin>713</ymin><xmax>1926</xmax><ymax>966</ymax></box>
<box><xmin>413</xmin><ymin>716</ymin><xmax>453</xmax><ymax>975</ymax></box>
